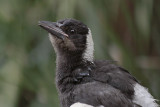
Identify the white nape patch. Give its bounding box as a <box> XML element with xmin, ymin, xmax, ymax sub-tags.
<box><xmin>70</xmin><ymin>102</ymin><xmax>93</xmax><ymax>107</ymax></box>
<box><xmin>83</xmin><ymin>29</ymin><xmax>94</xmax><ymax>62</ymax></box>
<box><xmin>133</xmin><ymin>83</ymin><xmax>159</xmax><ymax>107</ymax></box>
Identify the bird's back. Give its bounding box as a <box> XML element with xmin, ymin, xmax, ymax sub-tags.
<box><xmin>71</xmin><ymin>60</ymin><xmax>158</xmax><ymax>107</ymax></box>
<box><xmin>66</xmin><ymin>60</ymin><xmax>139</xmax><ymax>107</ymax></box>
<box><xmin>72</xmin><ymin>81</ymin><xmax>139</xmax><ymax>107</ymax></box>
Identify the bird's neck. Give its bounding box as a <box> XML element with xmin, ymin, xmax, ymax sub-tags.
<box><xmin>55</xmin><ymin>51</ymin><xmax>93</xmax><ymax>92</ymax></box>
<box><xmin>56</xmin><ymin>51</ymin><xmax>87</xmax><ymax>77</ymax></box>
<box><xmin>57</xmin><ymin>51</ymin><xmax>82</xmax><ymax>68</ymax></box>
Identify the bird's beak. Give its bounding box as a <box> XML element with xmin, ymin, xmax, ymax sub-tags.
<box><xmin>38</xmin><ymin>21</ymin><xmax>68</xmax><ymax>40</ymax></box>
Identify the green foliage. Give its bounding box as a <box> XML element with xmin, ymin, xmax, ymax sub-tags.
<box><xmin>0</xmin><ymin>0</ymin><xmax>160</xmax><ymax>106</ymax></box>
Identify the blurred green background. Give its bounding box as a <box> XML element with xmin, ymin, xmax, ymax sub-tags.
<box><xmin>0</xmin><ymin>0</ymin><xmax>160</xmax><ymax>107</ymax></box>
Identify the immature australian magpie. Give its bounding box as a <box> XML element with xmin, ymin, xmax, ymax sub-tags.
<box><xmin>38</xmin><ymin>19</ymin><xmax>158</xmax><ymax>107</ymax></box>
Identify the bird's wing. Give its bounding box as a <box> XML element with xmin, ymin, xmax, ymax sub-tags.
<box><xmin>72</xmin><ymin>82</ymin><xmax>140</xmax><ymax>107</ymax></box>
<box><xmin>92</xmin><ymin>60</ymin><xmax>137</xmax><ymax>99</ymax></box>
<box><xmin>92</xmin><ymin>60</ymin><xmax>159</xmax><ymax>107</ymax></box>
<box><xmin>133</xmin><ymin>83</ymin><xmax>159</xmax><ymax>107</ymax></box>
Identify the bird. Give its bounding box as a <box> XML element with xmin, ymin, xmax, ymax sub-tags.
<box><xmin>38</xmin><ymin>19</ymin><xmax>159</xmax><ymax>107</ymax></box>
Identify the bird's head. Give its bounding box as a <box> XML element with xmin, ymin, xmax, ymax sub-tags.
<box><xmin>38</xmin><ymin>19</ymin><xmax>94</xmax><ymax>62</ymax></box>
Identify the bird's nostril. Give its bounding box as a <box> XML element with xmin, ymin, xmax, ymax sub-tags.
<box><xmin>55</xmin><ymin>23</ymin><xmax>59</xmax><ymax>27</ymax></box>
<box><xmin>59</xmin><ymin>21</ymin><xmax>63</xmax><ymax>24</ymax></box>
<box><xmin>56</xmin><ymin>22</ymin><xmax>63</xmax><ymax>27</ymax></box>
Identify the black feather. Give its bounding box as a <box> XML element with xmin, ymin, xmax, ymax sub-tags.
<box><xmin>40</xmin><ymin>19</ymin><xmax>142</xmax><ymax>107</ymax></box>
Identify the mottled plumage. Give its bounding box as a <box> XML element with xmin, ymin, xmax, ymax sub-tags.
<box><xmin>38</xmin><ymin>19</ymin><xmax>158</xmax><ymax>107</ymax></box>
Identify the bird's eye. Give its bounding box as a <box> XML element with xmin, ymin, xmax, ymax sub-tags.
<box><xmin>70</xmin><ymin>29</ymin><xmax>76</xmax><ymax>34</ymax></box>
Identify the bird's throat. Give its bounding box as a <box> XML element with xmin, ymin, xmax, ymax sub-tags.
<box><xmin>56</xmin><ymin>51</ymin><xmax>84</xmax><ymax>71</ymax></box>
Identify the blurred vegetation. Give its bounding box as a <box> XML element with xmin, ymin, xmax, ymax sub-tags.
<box><xmin>0</xmin><ymin>0</ymin><xmax>160</xmax><ymax>107</ymax></box>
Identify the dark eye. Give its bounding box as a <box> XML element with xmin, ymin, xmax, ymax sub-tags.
<box><xmin>70</xmin><ymin>29</ymin><xmax>76</xmax><ymax>34</ymax></box>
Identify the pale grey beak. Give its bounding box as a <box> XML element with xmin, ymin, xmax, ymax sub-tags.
<box><xmin>38</xmin><ymin>21</ymin><xmax>68</xmax><ymax>39</ymax></box>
